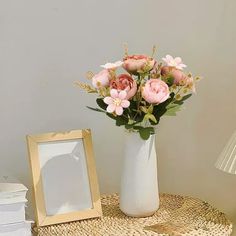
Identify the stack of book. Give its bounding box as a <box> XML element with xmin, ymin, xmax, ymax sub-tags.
<box><xmin>0</xmin><ymin>175</ymin><xmax>32</xmax><ymax>236</ymax></box>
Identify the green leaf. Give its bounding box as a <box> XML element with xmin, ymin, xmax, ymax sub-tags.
<box><xmin>96</xmin><ymin>98</ymin><xmax>107</xmax><ymax>110</ymax></box>
<box><xmin>87</xmin><ymin>106</ymin><xmax>105</xmax><ymax>113</ymax></box>
<box><xmin>174</xmin><ymin>94</ymin><xmax>192</xmax><ymax>105</ymax></box>
<box><xmin>147</xmin><ymin>105</ymin><xmax>153</xmax><ymax>114</ymax></box>
<box><xmin>144</xmin><ymin>114</ymin><xmax>157</xmax><ymax>123</ymax></box>
<box><xmin>166</xmin><ymin>103</ymin><xmax>179</xmax><ymax>109</ymax></box>
<box><xmin>106</xmin><ymin>113</ymin><xmax>117</xmax><ymax>120</ymax></box>
<box><xmin>149</xmin><ymin>117</ymin><xmax>160</xmax><ymax>125</ymax></box>
<box><xmin>132</xmin><ymin>126</ymin><xmax>143</xmax><ymax>131</ymax></box>
<box><xmin>152</xmin><ymin>92</ymin><xmax>175</xmax><ymax>119</ymax></box>
<box><xmin>166</xmin><ymin>77</ymin><xmax>174</xmax><ymax>86</ymax></box>
<box><xmin>106</xmin><ymin>113</ymin><xmax>129</xmax><ymax>126</ymax></box>
<box><xmin>115</xmin><ymin>116</ymin><xmax>129</xmax><ymax>126</ymax></box>
<box><xmin>140</xmin><ymin>106</ymin><xmax>148</xmax><ymax>113</ymax></box>
<box><xmin>129</xmin><ymin>100</ymin><xmax>137</xmax><ymax>110</ymax></box>
<box><xmin>165</xmin><ymin>104</ymin><xmax>181</xmax><ymax>116</ymax></box>
<box><xmin>125</xmin><ymin>121</ymin><xmax>141</xmax><ymax>130</ymax></box>
<box><xmin>125</xmin><ymin>124</ymin><xmax>134</xmax><ymax>129</ymax></box>
<box><xmin>139</xmin><ymin>127</ymin><xmax>155</xmax><ymax>140</ymax></box>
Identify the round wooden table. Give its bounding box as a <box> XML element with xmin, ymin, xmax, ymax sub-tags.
<box><xmin>35</xmin><ymin>193</ymin><xmax>233</xmax><ymax>236</ymax></box>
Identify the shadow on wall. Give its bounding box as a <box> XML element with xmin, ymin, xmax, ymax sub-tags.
<box><xmin>36</xmin><ymin>142</ymin><xmax>92</xmax><ymax>216</ymax></box>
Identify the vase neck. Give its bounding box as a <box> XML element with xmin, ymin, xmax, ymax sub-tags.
<box><xmin>124</xmin><ymin>130</ymin><xmax>156</xmax><ymax>145</ymax></box>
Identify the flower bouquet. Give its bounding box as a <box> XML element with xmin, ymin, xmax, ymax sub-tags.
<box><xmin>77</xmin><ymin>46</ymin><xmax>201</xmax><ymax>217</ymax></box>
<box><xmin>77</xmin><ymin>47</ymin><xmax>201</xmax><ymax>140</ymax></box>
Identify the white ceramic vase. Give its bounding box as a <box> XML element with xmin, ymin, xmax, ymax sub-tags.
<box><xmin>120</xmin><ymin>131</ymin><xmax>159</xmax><ymax>217</ymax></box>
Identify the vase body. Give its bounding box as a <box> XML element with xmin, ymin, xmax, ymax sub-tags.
<box><xmin>120</xmin><ymin>131</ymin><xmax>159</xmax><ymax>217</ymax></box>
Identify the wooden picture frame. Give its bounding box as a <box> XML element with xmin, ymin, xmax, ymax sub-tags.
<box><xmin>26</xmin><ymin>129</ymin><xmax>102</xmax><ymax>227</ymax></box>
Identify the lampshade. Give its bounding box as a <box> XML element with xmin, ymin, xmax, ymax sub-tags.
<box><xmin>215</xmin><ymin>130</ymin><xmax>236</xmax><ymax>174</ymax></box>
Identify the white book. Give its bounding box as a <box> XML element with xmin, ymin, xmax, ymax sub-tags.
<box><xmin>0</xmin><ymin>175</ymin><xmax>28</xmax><ymax>204</ymax></box>
<box><xmin>0</xmin><ymin>221</ymin><xmax>32</xmax><ymax>236</ymax></box>
<box><xmin>0</xmin><ymin>201</ymin><xmax>27</xmax><ymax>225</ymax></box>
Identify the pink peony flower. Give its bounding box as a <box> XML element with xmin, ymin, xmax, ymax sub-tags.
<box><xmin>142</xmin><ymin>79</ymin><xmax>170</xmax><ymax>104</ymax></box>
<box><xmin>123</xmin><ymin>54</ymin><xmax>155</xmax><ymax>75</ymax></box>
<box><xmin>100</xmin><ymin>61</ymin><xmax>123</xmax><ymax>70</ymax></box>
<box><xmin>92</xmin><ymin>69</ymin><xmax>111</xmax><ymax>88</ymax></box>
<box><xmin>161</xmin><ymin>66</ymin><xmax>196</xmax><ymax>92</ymax></box>
<box><xmin>162</xmin><ymin>55</ymin><xmax>186</xmax><ymax>70</ymax></box>
<box><xmin>104</xmin><ymin>89</ymin><xmax>130</xmax><ymax>116</ymax></box>
<box><xmin>109</xmin><ymin>74</ymin><xmax>137</xmax><ymax>99</ymax></box>
<box><xmin>161</xmin><ymin>66</ymin><xmax>188</xmax><ymax>86</ymax></box>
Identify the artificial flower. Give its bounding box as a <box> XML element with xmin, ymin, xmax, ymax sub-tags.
<box><xmin>109</xmin><ymin>74</ymin><xmax>137</xmax><ymax>99</ymax></box>
<box><xmin>100</xmin><ymin>61</ymin><xmax>123</xmax><ymax>70</ymax></box>
<box><xmin>142</xmin><ymin>79</ymin><xmax>170</xmax><ymax>104</ymax></box>
<box><xmin>92</xmin><ymin>69</ymin><xmax>111</xmax><ymax>88</ymax></box>
<box><xmin>161</xmin><ymin>66</ymin><xmax>188</xmax><ymax>86</ymax></box>
<box><xmin>123</xmin><ymin>54</ymin><xmax>155</xmax><ymax>75</ymax></box>
<box><xmin>150</xmin><ymin>63</ymin><xmax>161</xmax><ymax>79</ymax></box>
<box><xmin>104</xmin><ymin>89</ymin><xmax>130</xmax><ymax>116</ymax></box>
<box><xmin>185</xmin><ymin>76</ymin><xmax>196</xmax><ymax>93</ymax></box>
<box><xmin>78</xmin><ymin>46</ymin><xmax>201</xmax><ymax>140</ymax></box>
<box><xmin>162</xmin><ymin>55</ymin><xmax>186</xmax><ymax>70</ymax></box>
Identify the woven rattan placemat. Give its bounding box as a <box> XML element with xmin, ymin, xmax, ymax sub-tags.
<box><xmin>34</xmin><ymin>193</ymin><xmax>233</xmax><ymax>236</ymax></box>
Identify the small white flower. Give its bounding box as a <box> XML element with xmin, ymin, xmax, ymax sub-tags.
<box><xmin>162</xmin><ymin>55</ymin><xmax>187</xmax><ymax>70</ymax></box>
<box><xmin>100</xmin><ymin>60</ymin><xmax>123</xmax><ymax>70</ymax></box>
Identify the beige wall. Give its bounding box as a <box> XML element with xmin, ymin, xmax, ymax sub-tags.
<box><xmin>0</xmin><ymin>0</ymin><xmax>235</xmax><ymax>233</ymax></box>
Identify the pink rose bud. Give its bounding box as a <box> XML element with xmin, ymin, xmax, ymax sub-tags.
<box><xmin>92</xmin><ymin>69</ymin><xmax>111</xmax><ymax>88</ymax></box>
<box><xmin>109</xmin><ymin>74</ymin><xmax>137</xmax><ymax>99</ymax></box>
<box><xmin>123</xmin><ymin>54</ymin><xmax>156</xmax><ymax>75</ymax></box>
<box><xmin>160</xmin><ymin>66</ymin><xmax>171</xmax><ymax>76</ymax></box>
<box><xmin>161</xmin><ymin>66</ymin><xmax>188</xmax><ymax>86</ymax></box>
<box><xmin>142</xmin><ymin>79</ymin><xmax>170</xmax><ymax>104</ymax></box>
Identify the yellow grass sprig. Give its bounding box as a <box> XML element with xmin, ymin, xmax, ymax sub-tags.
<box><xmin>74</xmin><ymin>81</ymin><xmax>97</xmax><ymax>93</ymax></box>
